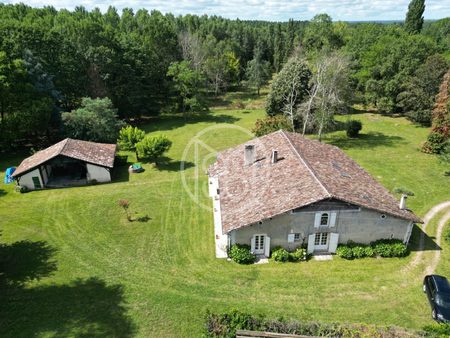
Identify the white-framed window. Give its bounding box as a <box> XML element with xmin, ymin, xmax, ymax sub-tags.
<box><xmin>255</xmin><ymin>234</ymin><xmax>265</xmax><ymax>251</ymax></box>
<box><xmin>320</xmin><ymin>213</ymin><xmax>329</xmax><ymax>226</ymax></box>
<box><xmin>294</xmin><ymin>233</ymin><xmax>301</xmax><ymax>241</ymax></box>
<box><xmin>315</xmin><ymin>212</ymin><xmax>337</xmax><ymax>228</ymax></box>
<box><xmin>314</xmin><ymin>232</ymin><xmax>328</xmax><ymax>246</ymax></box>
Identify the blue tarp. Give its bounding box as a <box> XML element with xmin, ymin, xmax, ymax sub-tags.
<box><xmin>4</xmin><ymin>167</ymin><xmax>16</xmax><ymax>184</ymax></box>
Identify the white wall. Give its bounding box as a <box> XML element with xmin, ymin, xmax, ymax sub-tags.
<box><xmin>18</xmin><ymin>168</ymin><xmax>43</xmax><ymax>190</ymax></box>
<box><xmin>233</xmin><ymin>207</ymin><xmax>412</xmax><ymax>253</ymax></box>
<box><xmin>86</xmin><ymin>163</ymin><xmax>111</xmax><ymax>183</ymax></box>
<box><xmin>209</xmin><ymin>176</ymin><xmax>228</xmax><ymax>258</ymax></box>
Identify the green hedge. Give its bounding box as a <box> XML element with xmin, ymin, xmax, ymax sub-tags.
<box><xmin>272</xmin><ymin>247</ymin><xmax>309</xmax><ymax>263</ymax></box>
<box><xmin>229</xmin><ymin>244</ymin><xmax>256</xmax><ymax>264</ymax></box>
<box><xmin>204</xmin><ymin>310</ymin><xmax>421</xmax><ymax>338</ymax></box>
<box><xmin>336</xmin><ymin>239</ymin><xmax>408</xmax><ymax>260</ymax></box>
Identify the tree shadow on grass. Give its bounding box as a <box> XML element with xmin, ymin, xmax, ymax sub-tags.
<box><xmin>154</xmin><ymin>156</ymin><xmax>195</xmax><ymax>172</ymax></box>
<box><xmin>141</xmin><ymin>113</ymin><xmax>241</xmax><ymax>133</ymax></box>
<box><xmin>0</xmin><ymin>277</ymin><xmax>136</xmax><ymax>337</ymax></box>
<box><xmin>0</xmin><ymin>240</ymin><xmax>135</xmax><ymax>337</ymax></box>
<box><xmin>327</xmin><ymin>132</ymin><xmax>406</xmax><ymax>150</ymax></box>
<box><xmin>0</xmin><ymin>240</ymin><xmax>57</xmax><ymax>287</ymax></box>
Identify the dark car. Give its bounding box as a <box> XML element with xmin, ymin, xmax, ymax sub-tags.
<box><xmin>423</xmin><ymin>274</ymin><xmax>450</xmax><ymax>322</ymax></box>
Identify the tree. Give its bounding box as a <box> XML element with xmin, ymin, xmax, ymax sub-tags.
<box><xmin>135</xmin><ymin>135</ymin><xmax>172</xmax><ymax>162</ymax></box>
<box><xmin>397</xmin><ymin>54</ymin><xmax>448</xmax><ymax>125</ymax></box>
<box><xmin>252</xmin><ymin>115</ymin><xmax>291</xmax><ymax>137</ymax></box>
<box><xmin>265</xmin><ymin>56</ymin><xmax>311</xmax><ymax>119</ymax></box>
<box><xmin>178</xmin><ymin>31</ymin><xmax>205</xmax><ymax>71</ymax></box>
<box><xmin>298</xmin><ymin>51</ymin><xmax>352</xmax><ymax>140</ymax></box>
<box><xmin>203</xmin><ymin>38</ymin><xmax>235</xmax><ymax>96</ymax></box>
<box><xmin>117</xmin><ymin>126</ymin><xmax>145</xmax><ymax>151</ymax></box>
<box><xmin>0</xmin><ymin>51</ymin><xmax>54</xmax><ymax>150</ymax></box>
<box><xmin>167</xmin><ymin>61</ymin><xmax>205</xmax><ymax>114</ymax></box>
<box><xmin>404</xmin><ymin>0</ymin><xmax>425</xmax><ymax>34</ymax></box>
<box><xmin>422</xmin><ymin>71</ymin><xmax>450</xmax><ymax>154</ymax></box>
<box><xmin>302</xmin><ymin>14</ymin><xmax>343</xmax><ymax>51</ymax></box>
<box><xmin>62</xmin><ymin>97</ymin><xmax>125</xmax><ymax>143</ymax></box>
<box><xmin>246</xmin><ymin>47</ymin><xmax>271</xmax><ymax>95</ymax></box>
<box><xmin>356</xmin><ymin>31</ymin><xmax>437</xmax><ymax>114</ymax></box>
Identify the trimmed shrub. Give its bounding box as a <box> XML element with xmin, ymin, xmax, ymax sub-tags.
<box><xmin>117</xmin><ymin>125</ymin><xmax>145</xmax><ymax>151</ymax></box>
<box><xmin>336</xmin><ymin>245</ymin><xmax>353</xmax><ymax>259</ymax></box>
<box><xmin>393</xmin><ymin>187</ymin><xmax>415</xmax><ymax>196</ymax></box>
<box><xmin>371</xmin><ymin>239</ymin><xmax>407</xmax><ymax>258</ymax></box>
<box><xmin>229</xmin><ymin>244</ymin><xmax>255</xmax><ymax>264</ymax></box>
<box><xmin>289</xmin><ymin>248</ymin><xmax>308</xmax><ymax>262</ymax></box>
<box><xmin>135</xmin><ymin>135</ymin><xmax>172</xmax><ymax>162</ymax></box>
<box><xmin>15</xmin><ymin>185</ymin><xmax>29</xmax><ymax>193</ymax></box>
<box><xmin>372</xmin><ymin>242</ymin><xmax>393</xmax><ymax>257</ymax></box>
<box><xmin>391</xmin><ymin>242</ymin><xmax>409</xmax><ymax>257</ymax></box>
<box><xmin>352</xmin><ymin>246</ymin><xmax>367</xmax><ymax>259</ymax></box>
<box><xmin>272</xmin><ymin>247</ymin><xmax>290</xmax><ymax>262</ymax></box>
<box><xmin>338</xmin><ymin>240</ymin><xmax>406</xmax><ymax>260</ymax></box>
<box><xmin>346</xmin><ymin>120</ymin><xmax>362</xmax><ymax>138</ymax></box>
<box><xmin>423</xmin><ymin>132</ymin><xmax>447</xmax><ymax>154</ymax></box>
<box><xmin>363</xmin><ymin>246</ymin><xmax>375</xmax><ymax>257</ymax></box>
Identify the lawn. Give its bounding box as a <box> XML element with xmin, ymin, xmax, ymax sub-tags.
<box><xmin>0</xmin><ymin>103</ymin><xmax>449</xmax><ymax>337</ymax></box>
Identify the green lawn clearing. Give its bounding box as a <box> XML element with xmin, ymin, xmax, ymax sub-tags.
<box><xmin>0</xmin><ymin>107</ymin><xmax>449</xmax><ymax>337</ymax></box>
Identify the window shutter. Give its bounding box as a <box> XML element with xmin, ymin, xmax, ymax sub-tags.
<box><xmin>330</xmin><ymin>212</ymin><xmax>337</xmax><ymax>227</ymax></box>
<box><xmin>329</xmin><ymin>233</ymin><xmax>339</xmax><ymax>253</ymax></box>
<box><xmin>314</xmin><ymin>213</ymin><xmax>321</xmax><ymax>228</ymax></box>
<box><xmin>264</xmin><ymin>236</ymin><xmax>271</xmax><ymax>257</ymax></box>
<box><xmin>287</xmin><ymin>234</ymin><xmax>295</xmax><ymax>243</ymax></box>
<box><xmin>250</xmin><ymin>236</ymin><xmax>256</xmax><ymax>253</ymax></box>
<box><xmin>307</xmin><ymin>234</ymin><xmax>315</xmax><ymax>254</ymax></box>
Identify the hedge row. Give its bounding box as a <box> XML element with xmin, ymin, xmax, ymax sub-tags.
<box><xmin>336</xmin><ymin>239</ymin><xmax>409</xmax><ymax>260</ymax></box>
<box><xmin>271</xmin><ymin>247</ymin><xmax>309</xmax><ymax>262</ymax></box>
<box><xmin>204</xmin><ymin>310</ymin><xmax>421</xmax><ymax>338</ymax></box>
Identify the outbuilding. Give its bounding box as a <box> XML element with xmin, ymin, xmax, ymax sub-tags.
<box><xmin>12</xmin><ymin>138</ymin><xmax>116</xmax><ymax>190</ymax></box>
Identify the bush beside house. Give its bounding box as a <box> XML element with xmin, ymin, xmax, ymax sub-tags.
<box><xmin>336</xmin><ymin>239</ymin><xmax>408</xmax><ymax>260</ymax></box>
<box><xmin>229</xmin><ymin>244</ymin><xmax>256</xmax><ymax>264</ymax></box>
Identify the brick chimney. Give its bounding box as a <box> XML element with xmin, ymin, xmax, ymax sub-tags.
<box><xmin>244</xmin><ymin>145</ymin><xmax>255</xmax><ymax>165</ymax></box>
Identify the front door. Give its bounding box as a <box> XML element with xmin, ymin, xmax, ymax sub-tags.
<box><xmin>254</xmin><ymin>234</ymin><xmax>265</xmax><ymax>255</ymax></box>
<box><xmin>314</xmin><ymin>232</ymin><xmax>329</xmax><ymax>251</ymax></box>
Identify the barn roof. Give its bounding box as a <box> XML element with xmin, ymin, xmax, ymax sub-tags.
<box><xmin>208</xmin><ymin>130</ymin><xmax>421</xmax><ymax>233</ymax></box>
<box><xmin>12</xmin><ymin>138</ymin><xmax>116</xmax><ymax>177</ymax></box>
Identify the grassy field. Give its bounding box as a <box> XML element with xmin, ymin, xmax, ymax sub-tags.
<box><xmin>0</xmin><ymin>97</ymin><xmax>449</xmax><ymax>337</ymax></box>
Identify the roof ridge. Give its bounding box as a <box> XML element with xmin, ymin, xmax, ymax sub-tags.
<box><xmin>280</xmin><ymin>130</ymin><xmax>331</xmax><ymax>197</ymax></box>
<box><xmin>59</xmin><ymin>138</ymin><xmax>71</xmax><ymax>155</ymax></box>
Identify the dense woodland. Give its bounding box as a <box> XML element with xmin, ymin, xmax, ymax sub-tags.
<box><xmin>0</xmin><ymin>2</ymin><xmax>449</xmax><ymax>152</ymax></box>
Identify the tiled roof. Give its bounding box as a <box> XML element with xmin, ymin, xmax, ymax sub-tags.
<box><xmin>12</xmin><ymin>138</ymin><xmax>116</xmax><ymax>177</ymax></box>
<box><xmin>209</xmin><ymin>130</ymin><xmax>421</xmax><ymax>233</ymax></box>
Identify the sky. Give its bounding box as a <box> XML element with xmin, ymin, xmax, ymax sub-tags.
<box><xmin>2</xmin><ymin>0</ymin><xmax>450</xmax><ymax>21</ymax></box>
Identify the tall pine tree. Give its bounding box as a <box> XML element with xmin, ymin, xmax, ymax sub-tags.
<box><xmin>405</xmin><ymin>0</ymin><xmax>426</xmax><ymax>34</ymax></box>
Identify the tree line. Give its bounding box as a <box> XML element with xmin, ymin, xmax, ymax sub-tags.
<box><xmin>0</xmin><ymin>2</ymin><xmax>449</xmax><ymax>151</ymax></box>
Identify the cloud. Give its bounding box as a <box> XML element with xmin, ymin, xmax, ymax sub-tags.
<box><xmin>2</xmin><ymin>0</ymin><xmax>450</xmax><ymax>21</ymax></box>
